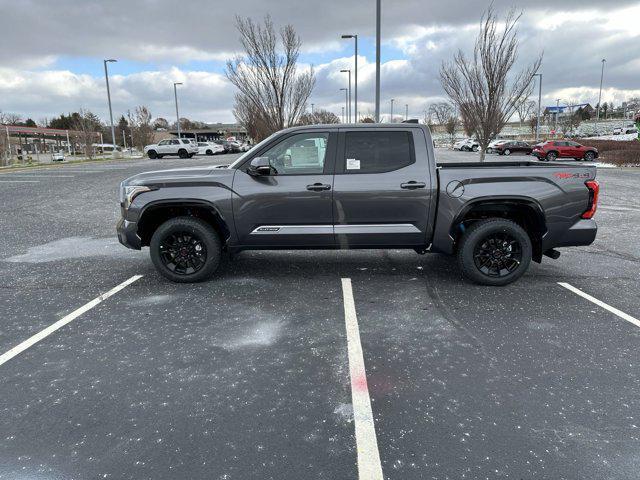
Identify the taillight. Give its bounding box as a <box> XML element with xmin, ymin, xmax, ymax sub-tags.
<box><xmin>582</xmin><ymin>180</ymin><xmax>599</xmax><ymax>219</ymax></box>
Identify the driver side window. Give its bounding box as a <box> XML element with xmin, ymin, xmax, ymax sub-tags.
<box><xmin>257</xmin><ymin>133</ymin><xmax>329</xmax><ymax>175</ymax></box>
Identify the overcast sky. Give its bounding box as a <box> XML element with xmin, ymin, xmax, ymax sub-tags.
<box><xmin>1</xmin><ymin>0</ymin><xmax>639</xmax><ymax>124</ymax></box>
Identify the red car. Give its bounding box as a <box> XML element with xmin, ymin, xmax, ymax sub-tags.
<box><xmin>532</xmin><ymin>141</ymin><xmax>598</xmax><ymax>162</ymax></box>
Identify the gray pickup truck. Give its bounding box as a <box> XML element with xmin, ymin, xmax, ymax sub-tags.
<box><xmin>117</xmin><ymin>124</ymin><xmax>599</xmax><ymax>286</ymax></box>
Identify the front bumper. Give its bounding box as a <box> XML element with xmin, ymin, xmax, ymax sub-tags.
<box><xmin>116</xmin><ymin>217</ymin><xmax>142</xmax><ymax>250</ymax></box>
<box><xmin>555</xmin><ymin>219</ymin><xmax>597</xmax><ymax>247</ymax></box>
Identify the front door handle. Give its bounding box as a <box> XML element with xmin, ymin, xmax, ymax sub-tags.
<box><xmin>306</xmin><ymin>183</ymin><xmax>331</xmax><ymax>191</ymax></box>
<box><xmin>401</xmin><ymin>181</ymin><xmax>426</xmax><ymax>189</ymax></box>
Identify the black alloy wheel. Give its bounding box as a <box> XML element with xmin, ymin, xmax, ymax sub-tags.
<box><xmin>158</xmin><ymin>232</ymin><xmax>207</xmax><ymax>275</ymax></box>
<box><xmin>584</xmin><ymin>151</ymin><xmax>595</xmax><ymax>161</ymax></box>
<box><xmin>457</xmin><ymin>218</ymin><xmax>532</xmax><ymax>286</ymax></box>
<box><xmin>473</xmin><ymin>233</ymin><xmax>522</xmax><ymax>278</ymax></box>
<box><xmin>150</xmin><ymin>216</ymin><xmax>222</xmax><ymax>283</ymax></box>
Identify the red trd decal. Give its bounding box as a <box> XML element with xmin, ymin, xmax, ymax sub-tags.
<box><xmin>554</xmin><ymin>172</ymin><xmax>573</xmax><ymax>179</ymax></box>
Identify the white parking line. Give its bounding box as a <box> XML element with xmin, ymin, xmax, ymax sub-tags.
<box><xmin>341</xmin><ymin>278</ymin><xmax>384</xmax><ymax>480</ymax></box>
<box><xmin>558</xmin><ymin>282</ymin><xmax>640</xmax><ymax>328</ymax></box>
<box><xmin>4</xmin><ymin>174</ymin><xmax>75</xmax><ymax>178</ymax></box>
<box><xmin>0</xmin><ymin>180</ymin><xmax>40</xmax><ymax>183</ymax></box>
<box><xmin>0</xmin><ymin>275</ymin><xmax>143</xmax><ymax>367</ymax></box>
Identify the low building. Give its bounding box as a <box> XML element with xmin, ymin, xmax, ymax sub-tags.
<box><xmin>168</xmin><ymin>123</ymin><xmax>249</xmax><ymax>143</ymax></box>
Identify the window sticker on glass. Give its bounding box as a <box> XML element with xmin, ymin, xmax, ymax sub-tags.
<box><xmin>346</xmin><ymin>158</ymin><xmax>360</xmax><ymax>170</ymax></box>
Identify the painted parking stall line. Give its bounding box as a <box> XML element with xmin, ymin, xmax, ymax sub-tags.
<box><xmin>0</xmin><ymin>275</ymin><xmax>143</xmax><ymax>367</ymax></box>
<box><xmin>341</xmin><ymin>278</ymin><xmax>385</xmax><ymax>480</ymax></box>
<box><xmin>558</xmin><ymin>282</ymin><xmax>640</xmax><ymax>328</ymax></box>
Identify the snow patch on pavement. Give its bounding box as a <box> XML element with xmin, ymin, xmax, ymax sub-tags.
<box><xmin>221</xmin><ymin>321</ymin><xmax>284</xmax><ymax>350</ymax></box>
<box><xmin>4</xmin><ymin>236</ymin><xmax>131</xmax><ymax>263</ymax></box>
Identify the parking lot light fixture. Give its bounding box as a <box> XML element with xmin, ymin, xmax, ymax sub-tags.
<box><xmin>375</xmin><ymin>0</ymin><xmax>381</xmax><ymax>122</ymax></box>
<box><xmin>390</xmin><ymin>98</ymin><xmax>394</xmax><ymax>123</ymax></box>
<box><xmin>533</xmin><ymin>73</ymin><xmax>542</xmax><ymax>141</ymax></box>
<box><xmin>103</xmin><ymin>59</ymin><xmax>117</xmax><ymax>154</ymax></box>
<box><xmin>595</xmin><ymin>58</ymin><xmax>606</xmax><ymax>133</ymax></box>
<box><xmin>405</xmin><ymin>104</ymin><xmax>408</xmax><ymax>121</ymax></box>
<box><xmin>340</xmin><ymin>88</ymin><xmax>348</xmax><ymax>123</ymax></box>
<box><xmin>340</xmin><ymin>69</ymin><xmax>351</xmax><ymax>122</ymax></box>
<box><xmin>173</xmin><ymin>82</ymin><xmax>183</xmax><ymax>138</ymax></box>
<box><xmin>341</xmin><ymin>34</ymin><xmax>358</xmax><ymax>122</ymax></box>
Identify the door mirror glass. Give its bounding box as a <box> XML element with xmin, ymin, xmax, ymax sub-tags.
<box><xmin>248</xmin><ymin>157</ymin><xmax>272</xmax><ymax>176</ymax></box>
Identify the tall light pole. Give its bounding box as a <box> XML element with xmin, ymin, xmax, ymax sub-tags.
<box><xmin>555</xmin><ymin>98</ymin><xmax>560</xmax><ymax>134</ymax></box>
<box><xmin>311</xmin><ymin>103</ymin><xmax>315</xmax><ymax>114</ymax></box>
<box><xmin>103</xmin><ymin>59</ymin><xmax>117</xmax><ymax>150</ymax></box>
<box><xmin>341</xmin><ymin>106</ymin><xmax>345</xmax><ymax>123</ymax></box>
<box><xmin>173</xmin><ymin>82</ymin><xmax>183</xmax><ymax>138</ymax></box>
<box><xmin>341</xmin><ymin>34</ymin><xmax>358</xmax><ymax>122</ymax></box>
<box><xmin>375</xmin><ymin>0</ymin><xmax>381</xmax><ymax>122</ymax></box>
<box><xmin>405</xmin><ymin>104</ymin><xmax>408</xmax><ymax>121</ymax></box>
<box><xmin>340</xmin><ymin>69</ymin><xmax>351</xmax><ymax>122</ymax></box>
<box><xmin>390</xmin><ymin>98</ymin><xmax>394</xmax><ymax>123</ymax></box>
<box><xmin>340</xmin><ymin>88</ymin><xmax>348</xmax><ymax>123</ymax></box>
<box><xmin>533</xmin><ymin>73</ymin><xmax>542</xmax><ymax>141</ymax></box>
<box><xmin>595</xmin><ymin>58</ymin><xmax>606</xmax><ymax>133</ymax></box>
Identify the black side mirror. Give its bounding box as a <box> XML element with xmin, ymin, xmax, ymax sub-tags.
<box><xmin>248</xmin><ymin>157</ymin><xmax>272</xmax><ymax>176</ymax></box>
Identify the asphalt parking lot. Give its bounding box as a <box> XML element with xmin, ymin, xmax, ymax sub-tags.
<box><xmin>0</xmin><ymin>150</ymin><xmax>639</xmax><ymax>479</ymax></box>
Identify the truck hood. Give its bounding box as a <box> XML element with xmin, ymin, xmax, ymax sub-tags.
<box><xmin>123</xmin><ymin>166</ymin><xmax>235</xmax><ymax>188</ymax></box>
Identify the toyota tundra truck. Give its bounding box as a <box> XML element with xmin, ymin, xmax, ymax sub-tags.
<box><xmin>117</xmin><ymin>124</ymin><xmax>599</xmax><ymax>286</ymax></box>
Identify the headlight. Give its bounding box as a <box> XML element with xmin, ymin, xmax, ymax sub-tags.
<box><xmin>120</xmin><ymin>184</ymin><xmax>151</xmax><ymax>209</ymax></box>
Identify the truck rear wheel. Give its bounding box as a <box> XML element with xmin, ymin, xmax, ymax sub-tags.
<box><xmin>150</xmin><ymin>217</ymin><xmax>222</xmax><ymax>283</ymax></box>
<box><xmin>457</xmin><ymin>218</ymin><xmax>532</xmax><ymax>286</ymax></box>
<box><xmin>178</xmin><ymin>149</ymin><xmax>188</xmax><ymax>159</ymax></box>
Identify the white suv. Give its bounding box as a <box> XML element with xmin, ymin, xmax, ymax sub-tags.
<box><xmin>144</xmin><ymin>138</ymin><xmax>198</xmax><ymax>159</ymax></box>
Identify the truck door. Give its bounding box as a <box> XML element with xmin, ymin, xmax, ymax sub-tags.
<box><xmin>332</xmin><ymin>128</ymin><xmax>434</xmax><ymax>247</ymax></box>
<box><xmin>232</xmin><ymin>131</ymin><xmax>337</xmax><ymax>247</ymax></box>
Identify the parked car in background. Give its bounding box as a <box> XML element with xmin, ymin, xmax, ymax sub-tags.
<box><xmin>532</xmin><ymin>141</ymin><xmax>598</xmax><ymax>162</ymax></box>
<box><xmin>494</xmin><ymin>141</ymin><xmax>533</xmax><ymax>156</ymax></box>
<box><xmin>51</xmin><ymin>152</ymin><xmax>65</xmax><ymax>162</ymax></box>
<box><xmin>486</xmin><ymin>139</ymin><xmax>508</xmax><ymax>154</ymax></box>
<box><xmin>144</xmin><ymin>138</ymin><xmax>198</xmax><ymax>159</ymax></box>
<box><xmin>197</xmin><ymin>142</ymin><xmax>225</xmax><ymax>156</ymax></box>
<box><xmin>240</xmin><ymin>142</ymin><xmax>253</xmax><ymax>152</ymax></box>
<box><xmin>453</xmin><ymin>138</ymin><xmax>479</xmax><ymax>152</ymax></box>
<box><xmin>611</xmin><ymin>125</ymin><xmax>637</xmax><ymax>135</ymax></box>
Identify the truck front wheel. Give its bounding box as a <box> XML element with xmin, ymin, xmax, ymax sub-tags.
<box><xmin>150</xmin><ymin>217</ymin><xmax>222</xmax><ymax>283</ymax></box>
<box><xmin>457</xmin><ymin>218</ymin><xmax>532</xmax><ymax>286</ymax></box>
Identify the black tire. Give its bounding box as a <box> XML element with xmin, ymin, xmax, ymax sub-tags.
<box><xmin>178</xmin><ymin>149</ymin><xmax>188</xmax><ymax>159</ymax></box>
<box><xmin>504</xmin><ymin>148</ymin><xmax>511</xmax><ymax>156</ymax></box>
<box><xmin>457</xmin><ymin>218</ymin><xmax>532</xmax><ymax>286</ymax></box>
<box><xmin>546</xmin><ymin>151</ymin><xmax>558</xmax><ymax>161</ymax></box>
<box><xmin>206</xmin><ymin>150</ymin><xmax>213</xmax><ymax>155</ymax></box>
<box><xmin>147</xmin><ymin>150</ymin><xmax>157</xmax><ymax>159</ymax></box>
<box><xmin>471</xmin><ymin>145</ymin><xmax>479</xmax><ymax>152</ymax></box>
<box><xmin>150</xmin><ymin>217</ymin><xmax>222</xmax><ymax>283</ymax></box>
<box><xmin>583</xmin><ymin>151</ymin><xmax>595</xmax><ymax>162</ymax></box>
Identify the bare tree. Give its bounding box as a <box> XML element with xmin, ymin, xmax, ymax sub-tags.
<box><xmin>2</xmin><ymin>112</ymin><xmax>22</xmax><ymax>125</ymax></box>
<box><xmin>131</xmin><ymin>106</ymin><xmax>154</xmax><ymax>150</ymax></box>
<box><xmin>226</xmin><ymin>15</ymin><xmax>315</xmax><ymax>141</ymax></box>
<box><xmin>440</xmin><ymin>6</ymin><xmax>542</xmax><ymax>160</ymax></box>
<box><xmin>71</xmin><ymin>109</ymin><xmax>102</xmax><ymax>159</ymax></box>
<box><xmin>297</xmin><ymin>109</ymin><xmax>340</xmax><ymax>125</ymax></box>
<box><xmin>428</xmin><ymin>102</ymin><xmax>455</xmax><ymax>125</ymax></box>
<box><xmin>515</xmin><ymin>91</ymin><xmax>536</xmax><ymax>128</ymax></box>
<box><xmin>445</xmin><ymin>116</ymin><xmax>459</xmax><ymax>146</ymax></box>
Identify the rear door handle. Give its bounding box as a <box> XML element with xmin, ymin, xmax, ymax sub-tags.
<box><xmin>306</xmin><ymin>183</ymin><xmax>331</xmax><ymax>191</ymax></box>
<box><xmin>401</xmin><ymin>181</ymin><xmax>426</xmax><ymax>189</ymax></box>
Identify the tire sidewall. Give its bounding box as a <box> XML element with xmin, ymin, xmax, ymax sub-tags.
<box><xmin>150</xmin><ymin>217</ymin><xmax>221</xmax><ymax>283</ymax></box>
<box><xmin>457</xmin><ymin>219</ymin><xmax>532</xmax><ymax>286</ymax></box>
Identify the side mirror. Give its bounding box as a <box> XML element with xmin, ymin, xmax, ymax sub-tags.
<box><xmin>248</xmin><ymin>157</ymin><xmax>272</xmax><ymax>176</ymax></box>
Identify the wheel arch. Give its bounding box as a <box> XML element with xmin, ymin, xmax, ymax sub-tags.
<box><xmin>450</xmin><ymin>197</ymin><xmax>547</xmax><ymax>262</ymax></box>
<box><xmin>137</xmin><ymin>199</ymin><xmax>231</xmax><ymax>248</ymax></box>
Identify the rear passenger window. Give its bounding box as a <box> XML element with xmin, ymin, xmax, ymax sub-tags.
<box><xmin>343</xmin><ymin>131</ymin><xmax>414</xmax><ymax>174</ymax></box>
